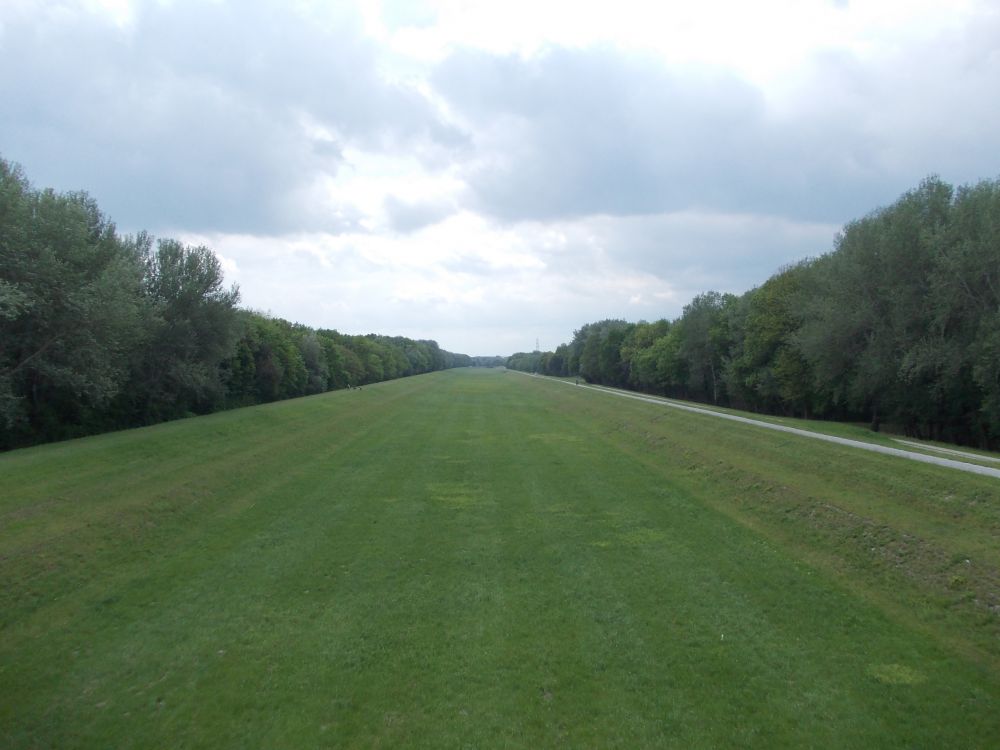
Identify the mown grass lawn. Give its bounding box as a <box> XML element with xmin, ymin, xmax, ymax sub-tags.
<box><xmin>581</xmin><ymin>379</ymin><xmax>1000</xmax><ymax>469</ymax></box>
<box><xmin>2</xmin><ymin>368</ymin><xmax>998</xmax><ymax>747</ymax></box>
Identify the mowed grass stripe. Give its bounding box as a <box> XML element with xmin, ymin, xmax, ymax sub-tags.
<box><xmin>1</xmin><ymin>369</ymin><xmax>997</xmax><ymax>748</ymax></box>
<box><xmin>0</xmin><ymin>378</ymin><xmax>425</xmax><ymax>627</ymax></box>
<box><xmin>527</xmin><ymin>373</ymin><xmax>1000</xmax><ymax>661</ymax></box>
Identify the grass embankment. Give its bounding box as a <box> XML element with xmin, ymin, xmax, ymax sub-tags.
<box><xmin>1</xmin><ymin>369</ymin><xmax>998</xmax><ymax>747</ymax></box>
<box><xmin>579</xmin><ymin>379</ymin><xmax>1000</xmax><ymax>468</ymax></box>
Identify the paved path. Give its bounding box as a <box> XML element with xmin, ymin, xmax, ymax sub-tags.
<box><xmin>523</xmin><ymin>373</ymin><xmax>1000</xmax><ymax>480</ymax></box>
<box><xmin>891</xmin><ymin>438</ymin><xmax>1000</xmax><ymax>464</ymax></box>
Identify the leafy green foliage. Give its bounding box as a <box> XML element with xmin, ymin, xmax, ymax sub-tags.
<box><xmin>0</xmin><ymin>157</ymin><xmax>470</xmax><ymax>449</ymax></box>
<box><xmin>726</xmin><ymin>262</ymin><xmax>816</xmax><ymax>416</ymax></box>
<box><xmin>118</xmin><ymin>235</ymin><xmax>242</xmax><ymax>423</ymax></box>
<box><xmin>510</xmin><ymin>175</ymin><xmax>1000</xmax><ymax>448</ymax></box>
<box><xmin>0</xmin><ymin>161</ymin><xmax>145</xmax><ymax>443</ymax></box>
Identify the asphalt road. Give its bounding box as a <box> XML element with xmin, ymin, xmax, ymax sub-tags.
<box><xmin>526</xmin><ymin>374</ymin><xmax>1000</xmax><ymax>480</ymax></box>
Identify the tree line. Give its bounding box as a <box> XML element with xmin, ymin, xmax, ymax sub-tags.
<box><xmin>508</xmin><ymin>176</ymin><xmax>1000</xmax><ymax>449</ymax></box>
<box><xmin>0</xmin><ymin>158</ymin><xmax>470</xmax><ymax>449</ymax></box>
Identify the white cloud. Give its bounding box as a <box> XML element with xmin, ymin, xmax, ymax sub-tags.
<box><xmin>4</xmin><ymin>0</ymin><xmax>999</xmax><ymax>354</ymax></box>
<box><xmin>375</xmin><ymin>0</ymin><xmax>986</xmax><ymax>87</ymax></box>
<box><xmin>178</xmin><ymin>206</ymin><xmax>823</xmax><ymax>354</ymax></box>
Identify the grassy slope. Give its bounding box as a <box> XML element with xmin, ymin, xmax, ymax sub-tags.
<box><xmin>1</xmin><ymin>369</ymin><xmax>998</xmax><ymax>748</ymax></box>
<box><xmin>580</xmin><ymin>380</ymin><xmax>1000</xmax><ymax>468</ymax></box>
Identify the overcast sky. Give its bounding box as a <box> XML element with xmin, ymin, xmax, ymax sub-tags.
<box><xmin>3</xmin><ymin>0</ymin><xmax>999</xmax><ymax>355</ymax></box>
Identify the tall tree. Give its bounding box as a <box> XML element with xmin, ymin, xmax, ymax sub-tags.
<box><xmin>930</xmin><ymin>179</ymin><xmax>1000</xmax><ymax>443</ymax></box>
<box><xmin>578</xmin><ymin>320</ymin><xmax>633</xmax><ymax>386</ymax></box>
<box><xmin>0</xmin><ymin>160</ymin><xmax>145</xmax><ymax>444</ymax></box>
<box><xmin>676</xmin><ymin>292</ymin><xmax>736</xmax><ymax>403</ymax></box>
<box><xmin>120</xmin><ymin>236</ymin><xmax>241</xmax><ymax>422</ymax></box>
<box><xmin>798</xmin><ymin>178</ymin><xmax>952</xmax><ymax>431</ymax></box>
<box><xmin>725</xmin><ymin>262</ymin><xmax>816</xmax><ymax>416</ymax></box>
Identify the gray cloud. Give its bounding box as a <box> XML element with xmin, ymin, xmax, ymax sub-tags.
<box><xmin>384</xmin><ymin>195</ymin><xmax>454</xmax><ymax>233</ymax></box>
<box><xmin>6</xmin><ymin>2</ymin><xmax>995</xmax><ymax>239</ymax></box>
<box><xmin>4</xmin><ymin>1</ymin><xmax>999</xmax><ymax>356</ymax></box>
<box><xmin>0</xmin><ymin>1</ymin><xmax>456</xmax><ymax>234</ymax></box>
<box><xmin>562</xmin><ymin>212</ymin><xmax>839</xmax><ymax>299</ymax></box>
<box><xmin>432</xmin><ymin>34</ymin><xmax>1000</xmax><ymax>225</ymax></box>
<box><xmin>380</xmin><ymin>0</ymin><xmax>439</xmax><ymax>32</ymax></box>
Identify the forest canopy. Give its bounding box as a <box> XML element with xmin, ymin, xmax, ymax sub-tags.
<box><xmin>5</xmin><ymin>157</ymin><xmax>998</xmax><ymax>450</ymax></box>
<box><xmin>508</xmin><ymin>176</ymin><xmax>1000</xmax><ymax>449</ymax></box>
<box><xmin>0</xmin><ymin>158</ymin><xmax>470</xmax><ymax>449</ymax></box>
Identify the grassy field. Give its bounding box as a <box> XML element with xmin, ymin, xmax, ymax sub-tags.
<box><xmin>2</xmin><ymin>368</ymin><xmax>998</xmax><ymax>747</ymax></box>
<box><xmin>580</xmin><ymin>379</ymin><xmax>1000</xmax><ymax>469</ymax></box>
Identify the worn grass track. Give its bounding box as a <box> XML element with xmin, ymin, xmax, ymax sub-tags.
<box><xmin>1</xmin><ymin>368</ymin><xmax>998</xmax><ymax>747</ymax></box>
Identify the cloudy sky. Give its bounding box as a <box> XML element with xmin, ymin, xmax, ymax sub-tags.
<box><xmin>2</xmin><ymin>0</ymin><xmax>999</xmax><ymax>355</ymax></box>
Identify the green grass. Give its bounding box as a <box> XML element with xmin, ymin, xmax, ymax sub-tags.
<box><xmin>579</xmin><ymin>379</ymin><xmax>1000</xmax><ymax>465</ymax></box>
<box><xmin>1</xmin><ymin>368</ymin><xmax>998</xmax><ymax>747</ymax></box>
